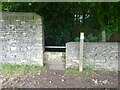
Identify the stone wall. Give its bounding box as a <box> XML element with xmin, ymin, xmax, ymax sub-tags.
<box><xmin>66</xmin><ymin>42</ymin><xmax>118</xmax><ymax>71</ymax></box>
<box><xmin>0</xmin><ymin>12</ymin><xmax>44</xmax><ymax>66</ymax></box>
<box><xmin>0</xmin><ymin>12</ymin><xmax>119</xmax><ymax>71</ymax></box>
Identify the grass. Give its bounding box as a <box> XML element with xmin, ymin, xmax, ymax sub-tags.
<box><xmin>97</xmin><ymin>68</ymin><xmax>109</xmax><ymax>74</ymax></box>
<box><xmin>1</xmin><ymin>64</ymin><xmax>47</xmax><ymax>79</ymax></box>
<box><xmin>66</xmin><ymin>66</ymin><xmax>113</xmax><ymax>76</ymax></box>
<box><xmin>66</xmin><ymin>66</ymin><xmax>115</xmax><ymax>76</ymax></box>
<box><xmin>66</xmin><ymin>67</ymin><xmax>80</xmax><ymax>76</ymax></box>
<box><xmin>82</xmin><ymin>66</ymin><xmax>95</xmax><ymax>76</ymax></box>
<box><xmin>112</xmin><ymin>68</ymin><xmax>118</xmax><ymax>74</ymax></box>
<box><xmin>66</xmin><ymin>66</ymin><xmax>95</xmax><ymax>76</ymax></box>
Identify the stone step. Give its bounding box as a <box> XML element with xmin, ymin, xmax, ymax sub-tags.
<box><xmin>44</xmin><ymin>60</ymin><xmax>65</xmax><ymax>70</ymax></box>
<box><xmin>44</xmin><ymin>60</ymin><xmax>65</xmax><ymax>65</ymax></box>
<box><xmin>48</xmin><ymin>64</ymin><xmax>65</xmax><ymax>70</ymax></box>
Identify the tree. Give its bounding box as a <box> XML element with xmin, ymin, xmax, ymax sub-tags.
<box><xmin>2</xmin><ymin>2</ymin><xmax>119</xmax><ymax>45</ymax></box>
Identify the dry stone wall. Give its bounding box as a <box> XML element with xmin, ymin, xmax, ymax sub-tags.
<box><xmin>0</xmin><ymin>12</ymin><xmax>44</xmax><ymax>66</ymax></box>
<box><xmin>66</xmin><ymin>42</ymin><xmax>118</xmax><ymax>71</ymax></box>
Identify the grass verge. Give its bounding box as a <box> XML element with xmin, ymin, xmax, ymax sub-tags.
<box><xmin>66</xmin><ymin>67</ymin><xmax>80</xmax><ymax>76</ymax></box>
<box><xmin>1</xmin><ymin>64</ymin><xmax>47</xmax><ymax>79</ymax></box>
<box><xmin>66</xmin><ymin>66</ymin><xmax>95</xmax><ymax>76</ymax></box>
<box><xmin>66</xmin><ymin>66</ymin><xmax>117</xmax><ymax>76</ymax></box>
<box><xmin>66</xmin><ymin>66</ymin><xmax>113</xmax><ymax>76</ymax></box>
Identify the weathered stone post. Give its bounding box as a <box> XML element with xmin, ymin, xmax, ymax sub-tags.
<box><xmin>79</xmin><ymin>32</ymin><xmax>84</xmax><ymax>72</ymax></box>
<box><xmin>102</xmin><ymin>30</ymin><xmax>106</xmax><ymax>42</ymax></box>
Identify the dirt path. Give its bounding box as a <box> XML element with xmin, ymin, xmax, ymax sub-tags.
<box><xmin>2</xmin><ymin>70</ymin><xmax>118</xmax><ymax>88</ymax></box>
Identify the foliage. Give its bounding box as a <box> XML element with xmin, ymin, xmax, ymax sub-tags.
<box><xmin>0</xmin><ymin>2</ymin><xmax>2</xmax><ymax>11</ymax></box>
<box><xmin>105</xmin><ymin>23</ymin><xmax>118</xmax><ymax>41</ymax></box>
<box><xmin>74</xmin><ymin>33</ymin><xmax>102</xmax><ymax>42</ymax></box>
<box><xmin>2</xmin><ymin>2</ymin><xmax>119</xmax><ymax>45</ymax></box>
<box><xmin>85</xmin><ymin>34</ymin><xmax>98</xmax><ymax>42</ymax></box>
<box><xmin>74</xmin><ymin>37</ymin><xmax>80</xmax><ymax>42</ymax></box>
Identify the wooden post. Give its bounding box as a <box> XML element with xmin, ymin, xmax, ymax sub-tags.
<box><xmin>79</xmin><ymin>32</ymin><xmax>84</xmax><ymax>72</ymax></box>
<box><xmin>0</xmin><ymin>3</ymin><xmax>2</xmax><ymax>90</ymax></box>
<box><xmin>0</xmin><ymin>73</ymin><xmax>2</xmax><ymax>90</ymax></box>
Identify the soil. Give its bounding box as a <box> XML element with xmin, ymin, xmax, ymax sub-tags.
<box><xmin>1</xmin><ymin>69</ymin><xmax>118</xmax><ymax>89</ymax></box>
